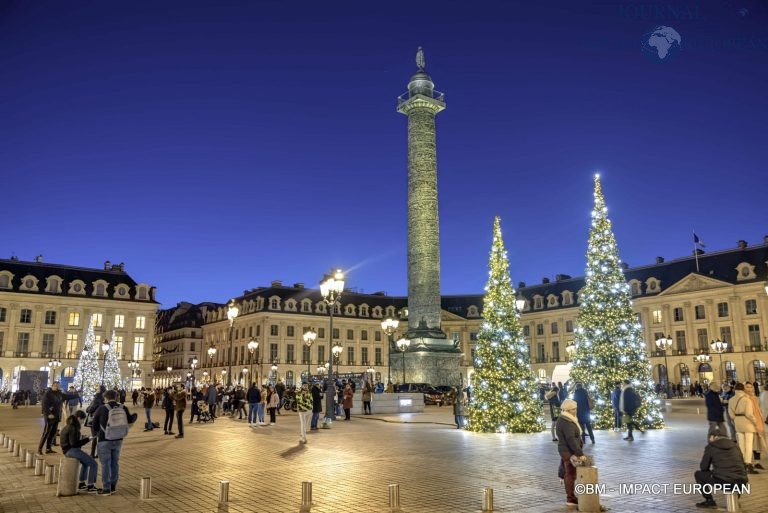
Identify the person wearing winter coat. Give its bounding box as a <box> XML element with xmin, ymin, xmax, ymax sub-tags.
<box><xmin>92</xmin><ymin>390</ymin><xmax>138</xmax><ymax>495</ymax></box>
<box><xmin>246</xmin><ymin>383</ymin><xmax>262</xmax><ymax>426</ymax></box>
<box><xmin>61</xmin><ymin>411</ymin><xmax>100</xmax><ymax>493</ymax></box>
<box><xmin>728</xmin><ymin>383</ymin><xmax>759</xmax><ymax>474</ymax></box>
<box><xmin>362</xmin><ymin>380</ymin><xmax>373</xmax><ymax>415</ymax></box>
<box><xmin>310</xmin><ymin>382</ymin><xmax>323</xmax><ymax>430</ymax></box>
<box><xmin>206</xmin><ymin>384</ymin><xmax>218</xmax><ymax>418</ymax></box>
<box><xmin>620</xmin><ymin>380</ymin><xmax>643</xmax><ymax>441</ymax></box>
<box><xmin>704</xmin><ymin>383</ymin><xmax>726</xmax><ymax>438</ymax></box>
<box><xmin>693</xmin><ymin>430</ymin><xmax>749</xmax><ymax>509</ymax></box>
<box><xmin>142</xmin><ymin>391</ymin><xmax>155</xmax><ymax>431</ymax></box>
<box><xmin>267</xmin><ymin>385</ymin><xmax>280</xmax><ymax>425</ymax></box>
<box><xmin>173</xmin><ymin>387</ymin><xmax>187</xmax><ymax>439</ymax></box>
<box><xmin>162</xmin><ymin>388</ymin><xmax>175</xmax><ymax>435</ymax></box>
<box><xmin>555</xmin><ymin>399</ymin><xmax>584</xmax><ymax>508</ymax></box>
<box><xmin>38</xmin><ymin>382</ymin><xmax>79</xmax><ymax>455</ymax></box>
<box><xmin>572</xmin><ymin>383</ymin><xmax>595</xmax><ymax>444</ymax></box>
<box><xmin>296</xmin><ymin>383</ymin><xmax>313</xmax><ymax>443</ymax></box>
<box><xmin>610</xmin><ymin>383</ymin><xmax>622</xmax><ymax>431</ymax></box>
<box><xmin>745</xmin><ymin>382</ymin><xmax>767</xmax><ymax>470</ymax></box>
<box><xmin>342</xmin><ymin>383</ymin><xmax>354</xmax><ymax>420</ymax></box>
<box><xmin>545</xmin><ymin>385</ymin><xmax>561</xmax><ymax>441</ymax></box>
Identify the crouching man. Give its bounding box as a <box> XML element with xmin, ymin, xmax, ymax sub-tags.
<box><xmin>693</xmin><ymin>429</ymin><xmax>749</xmax><ymax>509</ymax></box>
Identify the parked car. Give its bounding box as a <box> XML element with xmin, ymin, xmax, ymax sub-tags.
<box><xmin>434</xmin><ymin>385</ymin><xmax>457</xmax><ymax>405</ymax></box>
<box><xmin>396</xmin><ymin>383</ymin><xmax>446</xmax><ymax>406</ymax></box>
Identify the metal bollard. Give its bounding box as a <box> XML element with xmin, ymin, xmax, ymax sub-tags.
<box><xmin>4</xmin><ymin>437</ymin><xmax>10</xmax><ymax>449</ymax></box>
<box><xmin>13</xmin><ymin>442</ymin><xmax>20</xmax><ymax>458</ymax></box>
<box><xmin>301</xmin><ymin>481</ymin><xmax>312</xmax><ymax>507</ymax></box>
<box><xmin>44</xmin><ymin>464</ymin><xmax>58</xmax><ymax>484</ymax></box>
<box><xmin>19</xmin><ymin>447</ymin><xmax>27</xmax><ymax>461</ymax></box>
<box><xmin>9</xmin><ymin>439</ymin><xmax>16</xmax><ymax>453</ymax></box>
<box><xmin>726</xmin><ymin>493</ymin><xmax>741</xmax><ymax>512</ymax></box>
<box><xmin>25</xmin><ymin>451</ymin><xmax>34</xmax><ymax>468</ymax></box>
<box><xmin>388</xmin><ymin>483</ymin><xmax>401</xmax><ymax>511</ymax></box>
<box><xmin>140</xmin><ymin>476</ymin><xmax>152</xmax><ymax>499</ymax></box>
<box><xmin>0</xmin><ymin>433</ymin><xmax>5</xmax><ymax>444</ymax></box>
<box><xmin>482</xmin><ymin>487</ymin><xmax>494</xmax><ymax>512</ymax></box>
<box><xmin>218</xmin><ymin>480</ymin><xmax>230</xmax><ymax>503</ymax></box>
<box><xmin>34</xmin><ymin>456</ymin><xmax>45</xmax><ymax>476</ymax></box>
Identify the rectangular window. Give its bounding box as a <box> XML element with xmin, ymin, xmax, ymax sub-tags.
<box><xmin>0</xmin><ymin>332</ymin><xmax>4</xmax><ymax>353</ymax></box>
<box><xmin>653</xmin><ymin>332</ymin><xmax>664</xmax><ymax>344</ymax></box>
<box><xmin>469</xmin><ymin>332</ymin><xmax>478</xmax><ymax>341</ymax></box>
<box><xmin>256</xmin><ymin>325</ymin><xmax>261</xmax><ymax>337</ymax></box>
<box><xmin>42</xmin><ymin>334</ymin><xmax>54</xmax><ymax>354</ymax></box>
<box><xmin>565</xmin><ymin>320</ymin><xmax>574</xmax><ymax>333</ymax></box>
<box><xmin>346</xmin><ymin>329</ymin><xmax>354</xmax><ymax>340</ymax></box>
<box><xmin>697</xmin><ymin>328</ymin><xmax>708</xmax><ymax>350</ymax></box>
<box><xmin>190</xmin><ymin>342</ymin><xmax>196</xmax><ymax>352</ymax></box>
<box><xmin>347</xmin><ymin>346</ymin><xmax>355</xmax><ymax>365</ymax></box>
<box><xmin>675</xmin><ymin>330</ymin><xmax>686</xmax><ymax>352</ymax></box>
<box><xmin>745</xmin><ymin>300</ymin><xmax>757</xmax><ymax>315</ymax></box>
<box><xmin>332</xmin><ymin>328</ymin><xmax>340</xmax><ymax>339</ymax></box>
<box><xmin>287</xmin><ymin>326</ymin><xmax>294</xmax><ymax>337</ymax></box>
<box><xmin>361</xmin><ymin>330</ymin><xmax>368</xmax><ymax>341</ymax></box>
<box><xmin>748</xmin><ymin>325</ymin><xmax>761</xmax><ymax>346</ymax></box>
<box><xmin>66</xmin><ymin>333</ymin><xmax>78</xmax><ymax>356</ymax></box>
<box><xmin>536</xmin><ymin>324</ymin><xmax>544</xmax><ymax>336</ymax></box>
<box><xmin>302</xmin><ymin>344</ymin><xmax>311</xmax><ymax>364</ymax></box>
<box><xmin>0</xmin><ymin>307</ymin><xmax>5</xmax><ymax>322</ymax></box>
<box><xmin>719</xmin><ymin>327</ymin><xmax>732</xmax><ymax>345</ymax></box>
<box><xmin>135</xmin><ymin>316</ymin><xmax>146</xmax><ymax>330</ymax></box>
<box><xmin>113</xmin><ymin>336</ymin><xmax>124</xmax><ymax>358</ymax></box>
<box><xmin>114</xmin><ymin>314</ymin><xmax>124</xmax><ymax>328</ymax></box>
<box><xmin>451</xmin><ymin>332</ymin><xmax>461</xmax><ymax>343</ymax></box>
<box><xmin>133</xmin><ymin>336</ymin><xmax>145</xmax><ymax>360</ymax></box>
<box><xmin>248</xmin><ymin>326</ymin><xmax>252</xmax><ymax>337</ymax></box>
<box><xmin>537</xmin><ymin>343</ymin><xmax>545</xmax><ymax>362</ymax></box>
<box><xmin>551</xmin><ymin>322</ymin><xmax>558</xmax><ymax>334</ymax></box>
<box><xmin>673</xmin><ymin>308</ymin><xmax>684</xmax><ymax>322</ymax></box>
<box><xmin>317</xmin><ymin>345</ymin><xmax>325</xmax><ymax>364</ymax></box>
<box><xmin>270</xmin><ymin>343</ymin><xmax>278</xmax><ymax>362</ymax></box>
<box><xmin>287</xmin><ymin>344</ymin><xmax>295</xmax><ymax>363</ymax></box>
<box><xmin>694</xmin><ymin>305</ymin><xmax>706</xmax><ymax>320</ymax></box>
<box><xmin>318</xmin><ymin>327</ymin><xmax>325</xmax><ymax>339</ymax></box>
<box><xmin>375</xmin><ymin>347</ymin><xmax>382</xmax><ymax>365</ymax></box>
<box><xmin>552</xmin><ymin>341</ymin><xmax>560</xmax><ymax>361</ymax></box>
<box><xmin>270</xmin><ymin>325</ymin><xmax>279</xmax><ymax>336</ymax></box>
<box><xmin>16</xmin><ymin>332</ymin><xmax>29</xmax><ymax>354</ymax></box>
<box><xmin>92</xmin><ymin>313</ymin><xmax>103</xmax><ymax>327</ymax></box>
<box><xmin>44</xmin><ymin>311</ymin><xmax>56</xmax><ymax>325</ymax></box>
<box><xmin>717</xmin><ymin>302</ymin><xmax>729</xmax><ymax>317</ymax></box>
<box><xmin>652</xmin><ymin>310</ymin><xmax>663</xmax><ymax>324</ymax></box>
<box><xmin>361</xmin><ymin>347</ymin><xmax>369</xmax><ymax>364</ymax></box>
<box><xmin>374</xmin><ymin>331</ymin><xmax>381</xmax><ymax>342</ymax></box>
<box><xmin>20</xmin><ymin>309</ymin><xmax>32</xmax><ymax>323</ymax></box>
<box><xmin>523</xmin><ymin>325</ymin><xmax>530</xmax><ymax>336</ymax></box>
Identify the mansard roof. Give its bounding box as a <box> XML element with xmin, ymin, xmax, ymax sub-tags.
<box><xmin>156</xmin><ymin>301</ymin><xmax>221</xmax><ymax>332</ymax></box>
<box><xmin>235</xmin><ymin>285</ymin><xmax>407</xmax><ymax>310</ymax></box>
<box><xmin>0</xmin><ymin>258</ymin><xmax>158</xmax><ymax>303</ymax></box>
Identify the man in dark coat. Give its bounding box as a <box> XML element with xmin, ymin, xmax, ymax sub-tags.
<box><xmin>555</xmin><ymin>399</ymin><xmax>585</xmax><ymax>507</ymax></box>
<box><xmin>704</xmin><ymin>382</ymin><xmax>726</xmax><ymax>437</ymax></box>
<box><xmin>86</xmin><ymin>386</ymin><xmax>106</xmax><ymax>457</ymax></box>
<box><xmin>610</xmin><ymin>383</ymin><xmax>622</xmax><ymax>431</ymax></box>
<box><xmin>572</xmin><ymin>383</ymin><xmax>595</xmax><ymax>444</ymax></box>
<box><xmin>310</xmin><ymin>382</ymin><xmax>323</xmax><ymax>430</ymax></box>
<box><xmin>206</xmin><ymin>384</ymin><xmax>218</xmax><ymax>418</ymax></box>
<box><xmin>620</xmin><ymin>379</ymin><xmax>643</xmax><ymax>441</ymax></box>
<box><xmin>38</xmin><ymin>382</ymin><xmax>79</xmax><ymax>455</ymax></box>
<box><xmin>693</xmin><ymin>430</ymin><xmax>749</xmax><ymax>509</ymax></box>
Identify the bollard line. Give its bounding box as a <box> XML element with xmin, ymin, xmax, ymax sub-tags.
<box><xmin>140</xmin><ymin>476</ymin><xmax>152</xmax><ymax>499</ymax></box>
<box><xmin>301</xmin><ymin>481</ymin><xmax>312</xmax><ymax>507</ymax></box>
<box><xmin>388</xmin><ymin>483</ymin><xmax>401</xmax><ymax>512</ymax></box>
<box><xmin>482</xmin><ymin>487</ymin><xmax>494</xmax><ymax>512</ymax></box>
<box><xmin>218</xmin><ymin>480</ymin><xmax>230</xmax><ymax>503</ymax></box>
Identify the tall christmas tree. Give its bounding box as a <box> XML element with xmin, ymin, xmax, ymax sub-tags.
<box><xmin>468</xmin><ymin>217</ymin><xmax>544</xmax><ymax>433</ymax></box>
<box><xmin>569</xmin><ymin>175</ymin><xmax>664</xmax><ymax>429</ymax></box>
<box><xmin>73</xmin><ymin>316</ymin><xmax>101</xmax><ymax>401</ymax></box>
<box><xmin>102</xmin><ymin>329</ymin><xmax>122</xmax><ymax>390</ymax></box>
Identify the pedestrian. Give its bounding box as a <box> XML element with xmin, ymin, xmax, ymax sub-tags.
<box><xmin>86</xmin><ymin>386</ymin><xmax>106</xmax><ymax>457</ymax></box>
<box><xmin>131</xmin><ymin>389</ymin><xmax>139</xmax><ymax>406</ymax></box>
<box><xmin>162</xmin><ymin>387</ymin><xmax>175</xmax><ymax>435</ymax></box>
<box><xmin>267</xmin><ymin>385</ymin><xmax>279</xmax><ymax>425</ymax></box>
<box><xmin>722</xmin><ymin>383</ymin><xmax>737</xmax><ymax>441</ymax></box>
<box><xmin>66</xmin><ymin>384</ymin><xmax>81</xmax><ymax>418</ymax></box>
<box><xmin>275</xmin><ymin>380</ymin><xmax>285</xmax><ymax>415</ymax></box>
<box><xmin>142</xmin><ymin>390</ymin><xmax>155</xmax><ymax>431</ymax></box>
<box><xmin>557</xmin><ymin>381</ymin><xmax>568</xmax><ymax>403</ymax></box>
<box><xmin>555</xmin><ymin>399</ymin><xmax>584</xmax><ymax>508</ymax></box>
<box><xmin>704</xmin><ymin>382</ymin><xmax>726</xmax><ymax>437</ymax></box>
<box><xmin>206</xmin><ymin>384</ymin><xmax>218</xmax><ymax>418</ymax></box>
<box><xmin>572</xmin><ymin>383</ymin><xmax>595</xmax><ymax>444</ymax></box>
<box><xmin>545</xmin><ymin>384</ymin><xmax>561</xmax><ymax>441</ymax></box>
<box><xmin>258</xmin><ymin>384</ymin><xmax>268</xmax><ymax>425</ymax></box>
<box><xmin>760</xmin><ymin>384</ymin><xmax>768</xmax><ymax>423</ymax></box>
<box><xmin>38</xmin><ymin>382</ymin><xmax>79</xmax><ymax>455</ymax></box>
<box><xmin>452</xmin><ymin>387</ymin><xmax>466</xmax><ymax>429</ymax></box>
<box><xmin>610</xmin><ymin>383</ymin><xmax>622</xmax><ymax>431</ymax></box>
<box><xmin>189</xmin><ymin>386</ymin><xmax>202</xmax><ymax>423</ymax></box>
<box><xmin>93</xmin><ymin>389</ymin><xmax>137</xmax><ymax>495</ymax></box>
<box><xmin>362</xmin><ymin>380</ymin><xmax>373</xmax><ymax>415</ymax></box>
<box><xmin>620</xmin><ymin>379</ymin><xmax>643</xmax><ymax>441</ymax></box>
<box><xmin>296</xmin><ymin>382</ymin><xmax>313</xmax><ymax>443</ymax></box>
<box><xmin>728</xmin><ymin>383</ymin><xmax>759</xmax><ymax>474</ymax></box>
<box><xmin>60</xmin><ymin>411</ymin><xmax>100</xmax><ymax>493</ymax></box>
<box><xmin>744</xmin><ymin>382</ymin><xmax>766</xmax><ymax>470</ymax></box>
<box><xmin>233</xmin><ymin>386</ymin><xmax>246</xmax><ymax>420</ymax></box>
<box><xmin>693</xmin><ymin>428</ymin><xmax>749</xmax><ymax>509</ymax></box>
<box><xmin>173</xmin><ymin>386</ymin><xmax>186</xmax><ymax>439</ymax></box>
<box><xmin>342</xmin><ymin>383</ymin><xmax>354</xmax><ymax>420</ymax></box>
<box><xmin>247</xmin><ymin>382</ymin><xmax>261</xmax><ymax>426</ymax></box>
<box><xmin>310</xmin><ymin>382</ymin><xmax>322</xmax><ymax>430</ymax></box>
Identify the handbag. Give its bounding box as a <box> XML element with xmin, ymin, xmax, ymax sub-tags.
<box><xmin>557</xmin><ymin>459</ymin><xmax>565</xmax><ymax>479</ymax></box>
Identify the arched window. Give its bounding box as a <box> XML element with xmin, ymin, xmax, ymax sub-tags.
<box><xmin>678</xmin><ymin>363</ymin><xmax>691</xmax><ymax>386</ymax></box>
<box><xmin>724</xmin><ymin>361</ymin><xmax>737</xmax><ymax>383</ymax></box>
<box><xmin>657</xmin><ymin>364</ymin><xmax>668</xmax><ymax>385</ymax></box>
<box><xmin>286</xmin><ymin>370</ymin><xmax>294</xmax><ymax>387</ymax></box>
<box><xmin>752</xmin><ymin>360</ymin><xmax>766</xmax><ymax>384</ymax></box>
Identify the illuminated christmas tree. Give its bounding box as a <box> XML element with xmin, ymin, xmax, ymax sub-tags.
<box><xmin>468</xmin><ymin>217</ymin><xmax>544</xmax><ymax>433</ymax></box>
<box><xmin>569</xmin><ymin>175</ymin><xmax>664</xmax><ymax>429</ymax></box>
<box><xmin>73</xmin><ymin>316</ymin><xmax>101</xmax><ymax>401</ymax></box>
<box><xmin>102</xmin><ymin>329</ymin><xmax>122</xmax><ymax>391</ymax></box>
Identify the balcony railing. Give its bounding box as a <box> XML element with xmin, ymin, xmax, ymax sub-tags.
<box><xmin>396</xmin><ymin>89</ymin><xmax>446</xmax><ymax>107</ymax></box>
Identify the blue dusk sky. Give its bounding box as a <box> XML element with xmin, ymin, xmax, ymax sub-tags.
<box><xmin>1</xmin><ymin>0</ymin><xmax>766</xmax><ymax>306</ymax></box>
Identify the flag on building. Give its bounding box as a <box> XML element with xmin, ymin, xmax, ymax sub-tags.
<box><xmin>693</xmin><ymin>232</ymin><xmax>705</xmax><ymax>248</ymax></box>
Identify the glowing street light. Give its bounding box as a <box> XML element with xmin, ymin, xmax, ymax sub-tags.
<box><xmin>380</xmin><ymin>317</ymin><xmax>399</xmax><ymax>385</ymax></box>
<box><xmin>320</xmin><ymin>269</ymin><xmax>345</xmax><ymax>426</ymax></box>
<box><xmin>396</xmin><ymin>337</ymin><xmax>411</xmax><ymax>384</ymax></box>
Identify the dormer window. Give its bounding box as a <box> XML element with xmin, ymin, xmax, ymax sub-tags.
<box><xmin>46</xmin><ymin>276</ymin><xmax>62</xmax><ymax>294</ymax></box>
<box><xmin>69</xmin><ymin>280</ymin><xmax>86</xmax><ymax>295</ymax></box>
<box><xmin>333</xmin><ymin>304</ymin><xmax>341</xmax><ymax>315</ymax></box>
<box><xmin>285</xmin><ymin>299</ymin><xmax>297</xmax><ymax>312</ymax></box>
<box><xmin>345</xmin><ymin>304</ymin><xmax>356</xmax><ymax>316</ymax></box>
<box><xmin>735</xmin><ymin>262</ymin><xmax>756</xmax><ymax>281</ymax></box>
<box><xmin>137</xmin><ymin>286</ymin><xmax>148</xmax><ymax>300</ymax></box>
<box><xmin>645</xmin><ymin>278</ymin><xmax>660</xmax><ymax>293</ymax></box>
<box><xmin>547</xmin><ymin>294</ymin><xmax>559</xmax><ymax>308</ymax></box>
<box><xmin>93</xmin><ymin>280</ymin><xmax>108</xmax><ymax>297</ymax></box>
<box><xmin>359</xmin><ymin>304</ymin><xmax>369</xmax><ymax>317</ymax></box>
<box><xmin>20</xmin><ymin>275</ymin><xmax>39</xmax><ymax>292</ymax></box>
<box><xmin>533</xmin><ymin>295</ymin><xmax>544</xmax><ymax>310</ymax></box>
<box><xmin>0</xmin><ymin>273</ymin><xmax>11</xmax><ymax>289</ymax></box>
<box><xmin>269</xmin><ymin>297</ymin><xmax>281</xmax><ymax>310</ymax></box>
<box><xmin>562</xmin><ymin>291</ymin><xmax>574</xmax><ymax>306</ymax></box>
<box><xmin>372</xmin><ymin>306</ymin><xmax>383</xmax><ymax>318</ymax></box>
<box><xmin>115</xmin><ymin>284</ymin><xmax>129</xmax><ymax>298</ymax></box>
<box><xmin>385</xmin><ymin>306</ymin><xmax>396</xmax><ymax>318</ymax></box>
<box><xmin>316</xmin><ymin>302</ymin><xmax>326</xmax><ymax>314</ymax></box>
<box><xmin>301</xmin><ymin>299</ymin><xmax>312</xmax><ymax>313</ymax></box>
<box><xmin>629</xmin><ymin>280</ymin><xmax>641</xmax><ymax>296</ymax></box>
<box><xmin>467</xmin><ymin>305</ymin><xmax>479</xmax><ymax>317</ymax></box>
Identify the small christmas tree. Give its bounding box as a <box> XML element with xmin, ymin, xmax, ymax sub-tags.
<box><xmin>468</xmin><ymin>217</ymin><xmax>544</xmax><ymax>433</ymax></box>
<box><xmin>73</xmin><ymin>315</ymin><xmax>102</xmax><ymax>401</ymax></box>
<box><xmin>569</xmin><ymin>175</ymin><xmax>664</xmax><ymax>429</ymax></box>
<box><xmin>102</xmin><ymin>329</ymin><xmax>122</xmax><ymax>391</ymax></box>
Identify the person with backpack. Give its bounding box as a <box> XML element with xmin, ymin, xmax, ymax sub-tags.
<box><xmin>92</xmin><ymin>389</ymin><xmax>137</xmax><ymax>495</ymax></box>
<box><xmin>296</xmin><ymin>382</ymin><xmax>313</xmax><ymax>443</ymax></box>
<box><xmin>60</xmin><ymin>411</ymin><xmax>100</xmax><ymax>493</ymax></box>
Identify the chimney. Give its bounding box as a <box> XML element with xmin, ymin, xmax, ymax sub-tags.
<box><xmin>555</xmin><ymin>274</ymin><xmax>572</xmax><ymax>282</ymax></box>
<box><xmin>542</xmin><ymin>277</ymin><xmax>550</xmax><ymax>284</ymax></box>
<box><xmin>293</xmin><ymin>283</ymin><xmax>304</xmax><ymax>289</ymax></box>
<box><xmin>35</xmin><ymin>255</ymin><xmax>43</xmax><ymax>263</ymax></box>
<box><xmin>620</xmin><ymin>263</ymin><xmax>629</xmax><ymax>271</ymax></box>
<box><xmin>656</xmin><ymin>256</ymin><xmax>665</xmax><ymax>264</ymax></box>
<box><xmin>737</xmin><ymin>240</ymin><xmax>747</xmax><ymax>249</ymax></box>
<box><xmin>271</xmin><ymin>280</ymin><xmax>283</xmax><ymax>287</ymax></box>
<box><xmin>518</xmin><ymin>281</ymin><xmax>526</xmax><ymax>289</ymax></box>
<box><xmin>104</xmin><ymin>260</ymin><xmax>111</xmax><ymax>270</ymax></box>
<box><xmin>118</xmin><ymin>262</ymin><xmax>125</xmax><ymax>271</ymax></box>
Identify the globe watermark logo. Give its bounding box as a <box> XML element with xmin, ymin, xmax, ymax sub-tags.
<box><xmin>642</xmin><ymin>26</ymin><xmax>682</xmax><ymax>62</ymax></box>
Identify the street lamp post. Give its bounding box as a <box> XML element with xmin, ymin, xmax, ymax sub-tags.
<box><xmin>380</xmin><ymin>317</ymin><xmax>400</xmax><ymax>386</ymax></box>
<box><xmin>319</xmin><ymin>269</ymin><xmax>345</xmax><ymax>426</ymax></box>
<box><xmin>303</xmin><ymin>329</ymin><xmax>317</xmax><ymax>382</ymax></box>
<box><xmin>242</xmin><ymin>367</ymin><xmax>249</xmax><ymax>386</ymax></box>
<box><xmin>247</xmin><ymin>339</ymin><xmax>258</xmax><ymax>386</ymax></box>
<box><xmin>710</xmin><ymin>339</ymin><xmax>728</xmax><ymax>383</ymax></box>
<box><xmin>48</xmin><ymin>358</ymin><xmax>61</xmax><ymax>387</ymax></box>
<box><xmin>655</xmin><ymin>334</ymin><xmax>673</xmax><ymax>395</ymax></box>
<box><xmin>332</xmin><ymin>343</ymin><xmax>343</xmax><ymax>378</ymax></box>
<box><xmin>396</xmin><ymin>337</ymin><xmax>411</xmax><ymax>384</ymax></box>
<box><xmin>128</xmin><ymin>360</ymin><xmax>140</xmax><ymax>390</ymax></box>
<box><xmin>226</xmin><ymin>301</ymin><xmax>239</xmax><ymax>387</ymax></box>
<box><xmin>167</xmin><ymin>366</ymin><xmax>172</xmax><ymax>388</ymax></box>
<box><xmin>270</xmin><ymin>364</ymin><xmax>278</xmax><ymax>384</ymax></box>
<box><xmin>101</xmin><ymin>340</ymin><xmax>111</xmax><ymax>387</ymax></box>
<box><xmin>190</xmin><ymin>357</ymin><xmax>198</xmax><ymax>386</ymax></box>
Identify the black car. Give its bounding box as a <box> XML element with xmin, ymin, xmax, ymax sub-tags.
<box><xmin>396</xmin><ymin>383</ymin><xmax>445</xmax><ymax>406</ymax></box>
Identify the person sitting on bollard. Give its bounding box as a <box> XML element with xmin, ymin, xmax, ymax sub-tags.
<box><xmin>61</xmin><ymin>411</ymin><xmax>100</xmax><ymax>493</ymax></box>
<box><xmin>555</xmin><ymin>399</ymin><xmax>585</xmax><ymax>508</ymax></box>
<box><xmin>693</xmin><ymin>428</ymin><xmax>748</xmax><ymax>509</ymax></box>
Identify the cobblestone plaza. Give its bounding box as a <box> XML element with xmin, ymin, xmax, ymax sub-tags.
<box><xmin>1</xmin><ymin>403</ymin><xmax>765</xmax><ymax>512</ymax></box>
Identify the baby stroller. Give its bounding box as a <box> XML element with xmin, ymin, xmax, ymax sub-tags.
<box><xmin>197</xmin><ymin>400</ymin><xmax>213</xmax><ymax>423</ymax></box>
